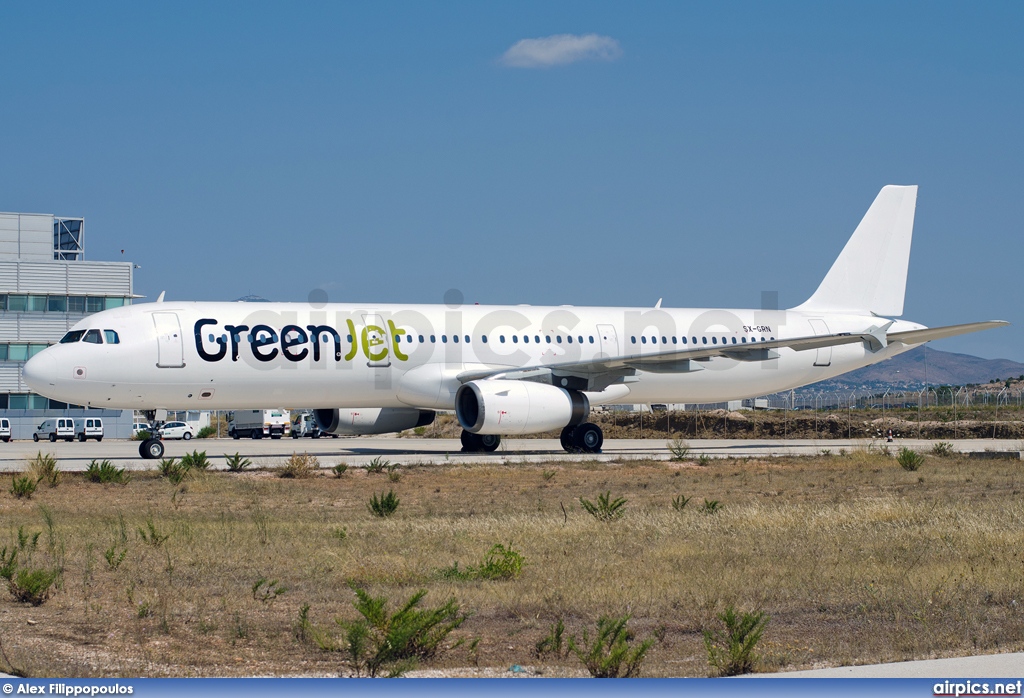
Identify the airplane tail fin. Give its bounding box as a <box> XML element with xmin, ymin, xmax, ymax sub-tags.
<box><xmin>794</xmin><ymin>185</ymin><xmax>918</xmax><ymax>317</ymax></box>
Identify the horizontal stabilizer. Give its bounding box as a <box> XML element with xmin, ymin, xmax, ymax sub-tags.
<box><xmin>888</xmin><ymin>321</ymin><xmax>1009</xmax><ymax>345</ymax></box>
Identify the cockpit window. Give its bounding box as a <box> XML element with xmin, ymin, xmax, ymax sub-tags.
<box><xmin>60</xmin><ymin>330</ymin><xmax>86</xmax><ymax>344</ymax></box>
<box><xmin>104</xmin><ymin>330</ymin><xmax>120</xmax><ymax>344</ymax></box>
<box><xmin>83</xmin><ymin>329</ymin><xmax>103</xmax><ymax>344</ymax></box>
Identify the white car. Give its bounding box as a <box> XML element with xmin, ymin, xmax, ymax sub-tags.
<box><xmin>133</xmin><ymin>422</ymin><xmax>152</xmax><ymax>437</ymax></box>
<box><xmin>158</xmin><ymin>421</ymin><xmax>195</xmax><ymax>440</ymax></box>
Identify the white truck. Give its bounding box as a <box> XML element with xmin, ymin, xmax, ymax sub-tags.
<box><xmin>230</xmin><ymin>409</ymin><xmax>290</xmax><ymax>439</ymax></box>
<box><xmin>291</xmin><ymin>411</ymin><xmax>339</xmax><ymax>439</ymax></box>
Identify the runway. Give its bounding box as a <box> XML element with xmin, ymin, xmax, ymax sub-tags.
<box><xmin>0</xmin><ymin>436</ymin><xmax>1019</xmax><ymax>471</ymax></box>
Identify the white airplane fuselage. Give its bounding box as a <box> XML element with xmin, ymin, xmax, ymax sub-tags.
<box><xmin>23</xmin><ymin>300</ymin><xmax>923</xmax><ymax>411</ymax></box>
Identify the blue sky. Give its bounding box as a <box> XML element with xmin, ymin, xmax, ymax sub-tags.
<box><xmin>1</xmin><ymin>2</ymin><xmax>1021</xmax><ymax>360</ymax></box>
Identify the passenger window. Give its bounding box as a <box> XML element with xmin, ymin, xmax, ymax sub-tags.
<box><xmin>452</xmin><ymin>335</ymin><xmax>458</xmax><ymax>343</ymax></box>
<box><xmin>701</xmin><ymin>337</ymin><xmax>707</xmax><ymax>345</ymax></box>
<box><xmin>651</xmin><ymin>336</ymin><xmax>657</xmax><ymax>344</ymax></box>
<box><xmin>500</xmin><ymin>335</ymin><xmax>505</xmax><ymax>343</ymax></box>
<box><xmin>732</xmin><ymin>337</ymin><xmax>737</xmax><ymax>344</ymax></box>
<box><xmin>631</xmin><ymin>337</ymin><xmax>636</xmax><ymax>344</ymax></box>
<box><xmin>523</xmin><ymin>336</ymin><xmax>529</xmax><ymax>344</ymax></box>
<box><xmin>104</xmin><ymin>330</ymin><xmax>120</xmax><ymax>344</ymax></box>
<box><xmin>741</xmin><ymin>337</ymin><xmax>747</xmax><ymax>343</ymax></box>
<box><xmin>465</xmin><ymin>335</ymin><xmax>470</xmax><ymax>343</ymax></box>
<box><xmin>672</xmin><ymin>337</ymin><xmax>677</xmax><ymax>344</ymax></box>
<box><xmin>83</xmin><ymin>329</ymin><xmax>103</xmax><ymax>344</ymax></box>
<box><xmin>512</xmin><ymin>336</ymin><xmax>518</xmax><ymax>343</ymax></box>
<box><xmin>588</xmin><ymin>336</ymin><xmax>594</xmax><ymax>344</ymax></box>
<box><xmin>682</xmin><ymin>337</ymin><xmax>687</xmax><ymax>344</ymax></box>
<box><xmin>545</xmin><ymin>336</ymin><xmax>551</xmax><ymax>344</ymax></box>
<box><xmin>482</xmin><ymin>336</ymin><xmax>488</xmax><ymax>343</ymax></box>
<box><xmin>557</xmin><ymin>336</ymin><xmax>562</xmax><ymax>344</ymax></box>
<box><xmin>567</xmin><ymin>336</ymin><xmax>573</xmax><ymax>344</ymax></box>
<box><xmin>536</xmin><ymin>336</ymin><xmax>541</xmax><ymax>343</ymax></box>
<box><xmin>641</xmin><ymin>337</ymin><xmax>647</xmax><ymax>344</ymax></box>
<box><xmin>442</xmin><ymin>335</ymin><xmax>447</xmax><ymax>343</ymax></box>
<box><xmin>712</xmin><ymin>337</ymin><xmax>717</xmax><ymax>344</ymax></box>
<box><xmin>662</xmin><ymin>336</ymin><xmax>667</xmax><ymax>344</ymax></box>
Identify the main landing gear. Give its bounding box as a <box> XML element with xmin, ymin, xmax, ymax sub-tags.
<box><xmin>560</xmin><ymin>423</ymin><xmax>604</xmax><ymax>454</ymax></box>
<box><xmin>139</xmin><ymin>438</ymin><xmax>164</xmax><ymax>460</ymax></box>
<box><xmin>460</xmin><ymin>430</ymin><xmax>501</xmax><ymax>452</ymax></box>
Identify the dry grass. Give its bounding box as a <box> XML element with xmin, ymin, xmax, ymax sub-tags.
<box><xmin>0</xmin><ymin>452</ymin><xmax>1022</xmax><ymax>677</ymax></box>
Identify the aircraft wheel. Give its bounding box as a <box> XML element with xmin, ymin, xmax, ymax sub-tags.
<box><xmin>560</xmin><ymin>425</ymin><xmax>576</xmax><ymax>452</ymax></box>
<box><xmin>140</xmin><ymin>438</ymin><xmax>165</xmax><ymax>460</ymax></box>
<box><xmin>481</xmin><ymin>434</ymin><xmax>501</xmax><ymax>452</ymax></box>
<box><xmin>460</xmin><ymin>430</ymin><xmax>479</xmax><ymax>452</ymax></box>
<box><xmin>572</xmin><ymin>423</ymin><xmax>603</xmax><ymax>454</ymax></box>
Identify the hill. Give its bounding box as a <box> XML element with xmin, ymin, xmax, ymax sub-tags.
<box><xmin>813</xmin><ymin>346</ymin><xmax>1024</xmax><ymax>389</ymax></box>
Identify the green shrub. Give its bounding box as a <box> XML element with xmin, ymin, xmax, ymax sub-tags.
<box><xmin>568</xmin><ymin>615</ymin><xmax>655</xmax><ymax>678</ymax></box>
<box><xmin>667</xmin><ymin>435</ymin><xmax>690</xmax><ymax>461</ymax></box>
<box><xmin>85</xmin><ymin>459</ymin><xmax>131</xmax><ymax>485</ymax></box>
<box><xmin>280</xmin><ymin>452</ymin><xmax>318</xmax><ymax>479</ymax></box>
<box><xmin>196</xmin><ymin>426</ymin><xmax>217</xmax><ymax>439</ymax></box>
<box><xmin>897</xmin><ymin>447</ymin><xmax>925</xmax><ymax>472</ymax></box>
<box><xmin>579</xmin><ymin>491</ymin><xmax>626</xmax><ymax>521</ymax></box>
<box><xmin>365</xmin><ymin>456</ymin><xmax>390</xmax><ymax>474</ymax></box>
<box><xmin>334</xmin><ymin>585</ymin><xmax>467</xmax><ymax>677</ymax></box>
<box><xmin>131</xmin><ymin>430</ymin><xmax>151</xmax><ymax>441</ymax></box>
<box><xmin>224</xmin><ymin>452</ymin><xmax>252</xmax><ymax>472</ymax></box>
<box><xmin>534</xmin><ymin>618</ymin><xmax>567</xmax><ymax>659</ymax></box>
<box><xmin>28</xmin><ymin>452</ymin><xmax>60</xmax><ymax>488</ymax></box>
<box><xmin>368</xmin><ymin>490</ymin><xmax>400</xmax><ymax>518</ymax></box>
<box><xmin>671</xmin><ymin>494</ymin><xmax>691</xmax><ymax>511</ymax></box>
<box><xmin>104</xmin><ymin>543</ymin><xmax>127</xmax><ymax>570</ymax></box>
<box><xmin>703</xmin><ymin>605</ymin><xmax>769</xmax><ymax>676</ymax></box>
<box><xmin>700</xmin><ymin>499</ymin><xmax>723</xmax><ymax>515</ymax></box>
<box><xmin>697</xmin><ymin>454</ymin><xmax>713</xmax><ymax>467</ymax></box>
<box><xmin>10</xmin><ymin>475</ymin><xmax>37</xmax><ymax>499</ymax></box>
<box><xmin>931</xmin><ymin>441</ymin><xmax>956</xmax><ymax>458</ymax></box>
<box><xmin>386</xmin><ymin>464</ymin><xmax>403</xmax><ymax>483</ymax></box>
<box><xmin>331</xmin><ymin>463</ymin><xmax>349</xmax><ymax>478</ymax></box>
<box><xmin>158</xmin><ymin>458</ymin><xmax>189</xmax><ymax>484</ymax></box>
<box><xmin>252</xmin><ymin>577</ymin><xmax>287</xmax><ymax>604</ymax></box>
<box><xmin>180</xmin><ymin>450</ymin><xmax>211</xmax><ymax>471</ymax></box>
<box><xmin>137</xmin><ymin>515</ymin><xmax>169</xmax><ymax>547</ymax></box>
<box><xmin>9</xmin><ymin>567</ymin><xmax>59</xmax><ymax>605</ymax></box>
<box><xmin>439</xmin><ymin>543</ymin><xmax>526</xmax><ymax>581</ymax></box>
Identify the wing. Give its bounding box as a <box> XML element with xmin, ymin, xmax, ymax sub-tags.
<box><xmin>457</xmin><ymin>320</ymin><xmax>1009</xmax><ymax>391</ymax></box>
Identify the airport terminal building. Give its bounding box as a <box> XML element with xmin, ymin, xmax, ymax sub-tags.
<box><xmin>0</xmin><ymin>212</ymin><xmax>135</xmax><ymax>439</ymax></box>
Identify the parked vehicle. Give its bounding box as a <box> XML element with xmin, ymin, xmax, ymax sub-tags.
<box><xmin>230</xmin><ymin>409</ymin><xmax>290</xmax><ymax>439</ymax></box>
<box><xmin>0</xmin><ymin>418</ymin><xmax>10</xmax><ymax>442</ymax></box>
<box><xmin>34</xmin><ymin>418</ymin><xmax>75</xmax><ymax>442</ymax></box>
<box><xmin>73</xmin><ymin>417</ymin><xmax>104</xmax><ymax>442</ymax></box>
<box><xmin>159</xmin><ymin>421</ymin><xmax>195</xmax><ymax>440</ymax></box>
<box><xmin>133</xmin><ymin>422</ymin><xmax>152</xmax><ymax>437</ymax></box>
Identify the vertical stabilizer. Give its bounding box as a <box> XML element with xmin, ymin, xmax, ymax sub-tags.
<box><xmin>794</xmin><ymin>185</ymin><xmax>917</xmax><ymax>316</ymax></box>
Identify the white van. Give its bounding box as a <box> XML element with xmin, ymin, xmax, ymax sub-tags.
<box><xmin>0</xmin><ymin>418</ymin><xmax>10</xmax><ymax>442</ymax></box>
<box><xmin>73</xmin><ymin>417</ymin><xmax>104</xmax><ymax>442</ymax></box>
<box><xmin>34</xmin><ymin>418</ymin><xmax>75</xmax><ymax>442</ymax></box>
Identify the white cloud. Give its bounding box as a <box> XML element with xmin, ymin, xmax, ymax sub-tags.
<box><xmin>500</xmin><ymin>33</ymin><xmax>622</xmax><ymax>68</ymax></box>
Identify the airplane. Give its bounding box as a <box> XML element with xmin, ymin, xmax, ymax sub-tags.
<box><xmin>22</xmin><ymin>185</ymin><xmax>1008</xmax><ymax>460</ymax></box>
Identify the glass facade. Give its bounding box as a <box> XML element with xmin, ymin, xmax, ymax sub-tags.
<box><xmin>0</xmin><ymin>294</ymin><xmax>130</xmax><ymax>313</ymax></box>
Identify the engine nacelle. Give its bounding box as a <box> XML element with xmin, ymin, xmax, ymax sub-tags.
<box><xmin>456</xmin><ymin>380</ymin><xmax>589</xmax><ymax>435</ymax></box>
<box><xmin>314</xmin><ymin>407</ymin><xmax>435</xmax><ymax>436</ymax></box>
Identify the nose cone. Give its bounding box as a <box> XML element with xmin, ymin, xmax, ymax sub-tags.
<box><xmin>23</xmin><ymin>351</ymin><xmax>57</xmax><ymax>393</ymax></box>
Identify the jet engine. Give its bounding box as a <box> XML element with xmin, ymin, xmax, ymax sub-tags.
<box><xmin>314</xmin><ymin>407</ymin><xmax>435</xmax><ymax>436</ymax></box>
<box><xmin>455</xmin><ymin>380</ymin><xmax>589</xmax><ymax>435</ymax></box>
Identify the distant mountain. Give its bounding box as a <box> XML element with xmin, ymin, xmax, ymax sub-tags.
<box><xmin>810</xmin><ymin>346</ymin><xmax>1024</xmax><ymax>389</ymax></box>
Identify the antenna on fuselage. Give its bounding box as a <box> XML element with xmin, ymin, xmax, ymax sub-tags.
<box><xmin>156</xmin><ymin>291</ymin><xmax>166</xmax><ymax>303</ymax></box>
<box><xmin>654</xmin><ymin>298</ymin><xmax>662</xmax><ymax>309</ymax></box>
